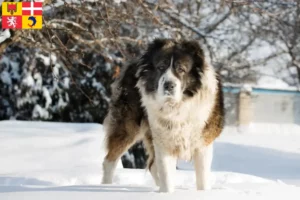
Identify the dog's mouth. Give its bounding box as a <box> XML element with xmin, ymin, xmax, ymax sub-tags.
<box><xmin>164</xmin><ymin>90</ymin><xmax>173</xmax><ymax>96</ymax></box>
<box><xmin>159</xmin><ymin>90</ymin><xmax>182</xmax><ymax>104</ymax></box>
<box><xmin>160</xmin><ymin>100</ymin><xmax>177</xmax><ymax>109</ymax></box>
<box><xmin>162</xmin><ymin>93</ymin><xmax>176</xmax><ymax>101</ymax></box>
<box><xmin>162</xmin><ymin>96</ymin><xmax>178</xmax><ymax>105</ymax></box>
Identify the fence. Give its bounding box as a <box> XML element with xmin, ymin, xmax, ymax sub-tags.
<box><xmin>223</xmin><ymin>86</ymin><xmax>300</xmax><ymax>126</ymax></box>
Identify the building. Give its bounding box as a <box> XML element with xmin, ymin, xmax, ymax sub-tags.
<box><xmin>223</xmin><ymin>84</ymin><xmax>300</xmax><ymax>126</ymax></box>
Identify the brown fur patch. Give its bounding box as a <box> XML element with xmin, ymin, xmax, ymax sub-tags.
<box><xmin>142</xmin><ymin>122</ymin><xmax>155</xmax><ymax>170</ymax></box>
<box><xmin>202</xmin><ymin>75</ymin><xmax>225</xmax><ymax>146</ymax></box>
<box><xmin>162</xmin><ymin>40</ymin><xmax>175</xmax><ymax>50</ymax></box>
<box><xmin>171</xmin><ymin>145</ymin><xmax>181</xmax><ymax>157</ymax></box>
<box><xmin>104</xmin><ymin>113</ymin><xmax>143</xmax><ymax>162</ymax></box>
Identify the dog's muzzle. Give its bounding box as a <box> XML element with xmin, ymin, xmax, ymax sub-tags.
<box><xmin>164</xmin><ymin>81</ymin><xmax>176</xmax><ymax>95</ymax></box>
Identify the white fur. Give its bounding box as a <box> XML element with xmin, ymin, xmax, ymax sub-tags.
<box><xmin>136</xmin><ymin>62</ymin><xmax>218</xmax><ymax>192</ymax></box>
<box><xmin>157</xmin><ymin>57</ymin><xmax>182</xmax><ymax>103</ymax></box>
<box><xmin>154</xmin><ymin>143</ymin><xmax>177</xmax><ymax>193</ymax></box>
<box><xmin>149</xmin><ymin>162</ymin><xmax>160</xmax><ymax>187</ymax></box>
<box><xmin>101</xmin><ymin>159</ymin><xmax>118</xmax><ymax>184</ymax></box>
<box><xmin>194</xmin><ymin>143</ymin><xmax>213</xmax><ymax>190</ymax></box>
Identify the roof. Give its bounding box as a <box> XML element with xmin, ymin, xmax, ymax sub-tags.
<box><xmin>223</xmin><ymin>83</ymin><xmax>300</xmax><ymax>95</ymax></box>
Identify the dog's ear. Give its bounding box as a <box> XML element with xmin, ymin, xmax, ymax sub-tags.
<box><xmin>181</xmin><ymin>40</ymin><xmax>205</xmax><ymax>68</ymax></box>
<box><xmin>143</xmin><ymin>38</ymin><xmax>170</xmax><ymax>59</ymax></box>
<box><xmin>136</xmin><ymin>38</ymin><xmax>171</xmax><ymax>78</ymax></box>
<box><xmin>181</xmin><ymin>40</ymin><xmax>204</xmax><ymax>59</ymax></box>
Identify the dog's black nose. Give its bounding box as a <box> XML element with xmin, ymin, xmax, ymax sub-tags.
<box><xmin>164</xmin><ymin>81</ymin><xmax>175</xmax><ymax>92</ymax></box>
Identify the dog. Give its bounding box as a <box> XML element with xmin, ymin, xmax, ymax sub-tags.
<box><xmin>101</xmin><ymin>38</ymin><xmax>224</xmax><ymax>193</ymax></box>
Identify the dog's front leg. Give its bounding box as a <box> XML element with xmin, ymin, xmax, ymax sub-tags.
<box><xmin>154</xmin><ymin>144</ymin><xmax>176</xmax><ymax>193</ymax></box>
<box><xmin>193</xmin><ymin>143</ymin><xmax>213</xmax><ymax>190</ymax></box>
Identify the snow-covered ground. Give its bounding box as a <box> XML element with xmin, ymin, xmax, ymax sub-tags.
<box><xmin>0</xmin><ymin>120</ymin><xmax>300</xmax><ymax>200</ymax></box>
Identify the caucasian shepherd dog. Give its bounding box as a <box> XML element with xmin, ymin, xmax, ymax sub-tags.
<box><xmin>101</xmin><ymin>38</ymin><xmax>224</xmax><ymax>193</ymax></box>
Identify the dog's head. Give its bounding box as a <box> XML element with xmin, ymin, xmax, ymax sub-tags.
<box><xmin>136</xmin><ymin>39</ymin><xmax>206</xmax><ymax>105</ymax></box>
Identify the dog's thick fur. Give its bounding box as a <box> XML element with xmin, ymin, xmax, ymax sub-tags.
<box><xmin>101</xmin><ymin>39</ymin><xmax>224</xmax><ymax>193</ymax></box>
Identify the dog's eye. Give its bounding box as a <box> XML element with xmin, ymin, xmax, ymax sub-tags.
<box><xmin>158</xmin><ymin>65</ymin><xmax>165</xmax><ymax>71</ymax></box>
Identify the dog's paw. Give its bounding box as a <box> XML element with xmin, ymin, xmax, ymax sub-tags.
<box><xmin>158</xmin><ymin>186</ymin><xmax>175</xmax><ymax>193</ymax></box>
<box><xmin>101</xmin><ymin>177</ymin><xmax>113</xmax><ymax>184</ymax></box>
<box><xmin>196</xmin><ymin>184</ymin><xmax>211</xmax><ymax>191</ymax></box>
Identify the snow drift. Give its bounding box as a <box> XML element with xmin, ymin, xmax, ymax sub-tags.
<box><xmin>0</xmin><ymin>120</ymin><xmax>300</xmax><ymax>200</ymax></box>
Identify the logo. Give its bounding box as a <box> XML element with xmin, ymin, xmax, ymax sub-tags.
<box><xmin>6</xmin><ymin>17</ymin><xmax>18</xmax><ymax>29</ymax></box>
<box><xmin>28</xmin><ymin>16</ymin><xmax>37</xmax><ymax>28</ymax></box>
<box><xmin>7</xmin><ymin>3</ymin><xmax>17</xmax><ymax>15</ymax></box>
<box><xmin>1</xmin><ymin>1</ymin><xmax>43</xmax><ymax>30</ymax></box>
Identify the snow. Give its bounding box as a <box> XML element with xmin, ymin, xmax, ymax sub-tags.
<box><xmin>113</xmin><ymin>0</ymin><xmax>127</xmax><ymax>4</ymax></box>
<box><xmin>32</xmin><ymin>104</ymin><xmax>49</xmax><ymax>119</ymax></box>
<box><xmin>0</xmin><ymin>56</ymin><xmax>20</xmax><ymax>85</ymax></box>
<box><xmin>255</xmin><ymin>75</ymin><xmax>300</xmax><ymax>90</ymax></box>
<box><xmin>21</xmin><ymin>73</ymin><xmax>35</xmax><ymax>87</ymax></box>
<box><xmin>63</xmin><ymin>77</ymin><xmax>70</xmax><ymax>89</ymax></box>
<box><xmin>33</xmin><ymin>72</ymin><xmax>43</xmax><ymax>88</ymax></box>
<box><xmin>241</xmin><ymin>84</ymin><xmax>252</xmax><ymax>92</ymax></box>
<box><xmin>0</xmin><ymin>120</ymin><xmax>300</xmax><ymax>199</ymax></box>
<box><xmin>0</xmin><ymin>71</ymin><xmax>12</xmax><ymax>85</ymax></box>
<box><xmin>178</xmin><ymin>123</ymin><xmax>300</xmax><ymax>186</ymax></box>
<box><xmin>257</xmin><ymin>76</ymin><xmax>291</xmax><ymax>90</ymax></box>
<box><xmin>92</xmin><ymin>78</ymin><xmax>104</xmax><ymax>91</ymax></box>
<box><xmin>0</xmin><ymin>55</ymin><xmax>10</xmax><ymax>66</ymax></box>
<box><xmin>10</xmin><ymin>60</ymin><xmax>20</xmax><ymax>81</ymax></box>
<box><xmin>52</xmin><ymin>64</ymin><xmax>60</xmax><ymax>78</ymax></box>
<box><xmin>36</xmin><ymin>53</ymin><xmax>51</xmax><ymax>66</ymax></box>
<box><xmin>42</xmin><ymin>87</ymin><xmax>52</xmax><ymax>109</ymax></box>
<box><xmin>57</xmin><ymin>94</ymin><xmax>68</xmax><ymax>108</ymax></box>
<box><xmin>0</xmin><ymin>29</ymin><xmax>11</xmax><ymax>44</ymax></box>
